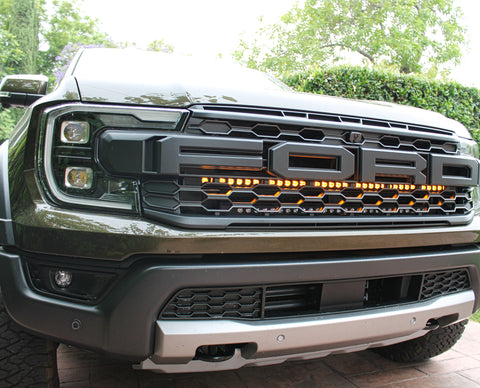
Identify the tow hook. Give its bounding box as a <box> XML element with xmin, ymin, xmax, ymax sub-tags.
<box><xmin>424</xmin><ymin>318</ymin><xmax>440</xmax><ymax>330</ymax></box>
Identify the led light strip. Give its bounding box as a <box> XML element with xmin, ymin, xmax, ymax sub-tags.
<box><xmin>201</xmin><ymin>177</ymin><xmax>446</xmax><ymax>193</ymax></box>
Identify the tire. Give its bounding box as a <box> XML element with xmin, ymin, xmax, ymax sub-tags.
<box><xmin>0</xmin><ymin>293</ymin><xmax>59</xmax><ymax>388</ymax></box>
<box><xmin>374</xmin><ymin>320</ymin><xmax>467</xmax><ymax>363</ymax></box>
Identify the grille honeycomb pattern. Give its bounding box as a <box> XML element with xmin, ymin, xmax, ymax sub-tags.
<box><xmin>420</xmin><ymin>270</ymin><xmax>470</xmax><ymax>300</ymax></box>
<box><xmin>140</xmin><ymin>107</ymin><xmax>472</xmax><ymax>227</ymax></box>
<box><xmin>161</xmin><ymin>269</ymin><xmax>471</xmax><ymax>320</ymax></box>
<box><xmin>143</xmin><ymin>178</ymin><xmax>472</xmax><ymax>217</ymax></box>
<box><xmin>161</xmin><ymin>287</ymin><xmax>262</xmax><ymax>319</ymax></box>
<box><xmin>186</xmin><ymin>116</ymin><xmax>457</xmax><ymax>155</ymax></box>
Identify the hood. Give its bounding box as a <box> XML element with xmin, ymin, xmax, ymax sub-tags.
<box><xmin>69</xmin><ymin>49</ymin><xmax>468</xmax><ymax>137</ymax></box>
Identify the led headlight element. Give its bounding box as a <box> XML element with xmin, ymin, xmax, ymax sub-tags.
<box><xmin>54</xmin><ymin>270</ymin><xmax>72</xmax><ymax>288</ymax></box>
<box><xmin>61</xmin><ymin>121</ymin><xmax>90</xmax><ymax>144</ymax></box>
<box><xmin>65</xmin><ymin>167</ymin><xmax>93</xmax><ymax>189</ymax></box>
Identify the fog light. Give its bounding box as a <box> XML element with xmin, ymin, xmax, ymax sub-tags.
<box><xmin>61</xmin><ymin>121</ymin><xmax>90</xmax><ymax>144</ymax></box>
<box><xmin>65</xmin><ymin>167</ymin><xmax>93</xmax><ymax>189</ymax></box>
<box><xmin>54</xmin><ymin>270</ymin><xmax>72</xmax><ymax>288</ymax></box>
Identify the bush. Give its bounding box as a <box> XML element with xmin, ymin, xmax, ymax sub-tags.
<box><xmin>284</xmin><ymin>67</ymin><xmax>480</xmax><ymax>142</ymax></box>
<box><xmin>0</xmin><ymin>108</ymin><xmax>24</xmax><ymax>142</ymax></box>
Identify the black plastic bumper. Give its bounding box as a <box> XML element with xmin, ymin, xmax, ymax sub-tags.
<box><xmin>1</xmin><ymin>245</ymin><xmax>480</xmax><ymax>361</ymax></box>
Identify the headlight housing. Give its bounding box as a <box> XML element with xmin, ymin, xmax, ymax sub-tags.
<box><xmin>459</xmin><ymin>137</ymin><xmax>479</xmax><ymax>159</ymax></box>
<box><xmin>459</xmin><ymin>137</ymin><xmax>480</xmax><ymax>215</ymax></box>
<box><xmin>39</xmin><ymin>104</ymin><xmax>188</xmax><ymax>212</ymax></box>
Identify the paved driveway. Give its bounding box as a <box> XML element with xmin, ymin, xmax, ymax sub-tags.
<box><xmin>58</xmin><ymin>321</ymin><xmax>480</xmax><ymax>387</ymax></box>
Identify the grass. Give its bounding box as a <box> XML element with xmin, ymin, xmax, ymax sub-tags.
<box><xmin>471</xmin><ymin>311</ymin><xmax>480</xmax><ymax>323</ymax></box>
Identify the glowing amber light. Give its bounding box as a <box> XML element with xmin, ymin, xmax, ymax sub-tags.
<box><xmin>421</xmin><ymin>185</ymin><xmax>445</xmax><ymax>192</ymax></box>
<box><xmin>201</xmin><ymin>177</ymin><xmax>446</xmax><ymax>195</ymax></box>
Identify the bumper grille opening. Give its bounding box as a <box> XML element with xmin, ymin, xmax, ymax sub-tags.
<box><xmin>161</xmin><ymin>269</ymin><xmax>471</xmax><ymax>320</ymax></box>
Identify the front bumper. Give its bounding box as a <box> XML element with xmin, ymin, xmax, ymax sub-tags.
<box><xmin>1</xmin><ymin>245</ymin><xmax>480</xmax><ymax>362</ymax></box>
<box><xmin>138</xmin><ymin>291</ymin><xmax>474</xmax><ymax>372</ymax></box>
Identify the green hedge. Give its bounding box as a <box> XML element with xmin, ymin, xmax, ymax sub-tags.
<box><xmin>284</xmin><ymin>67</ymin><xmax>480</xmax><ymax>142</ymax></box>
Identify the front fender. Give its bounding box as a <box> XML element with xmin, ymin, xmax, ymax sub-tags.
<box><xmin>0</xmin><ymin>141</ymin><xmax>14</xmax><ymax>245</ymax></box>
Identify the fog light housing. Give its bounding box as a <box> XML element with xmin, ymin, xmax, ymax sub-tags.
<box><xmin>27</xmin><ymin>263</ymin><xmax>117</xmax><ymax>302</ymax></box>
<box><xmin>65</xmin><ymin>167</ymin><xmax>93</xmax><ymax>189</ymax></box>
<box><xmin>61</xmin><ymin>121</ymin><xmax>90</xmax><ymax>144</ymax></box>
<box><xmin>54</xmin><ymin>270</ymin><xmax>72</xmax><ymax>288</ymax></box>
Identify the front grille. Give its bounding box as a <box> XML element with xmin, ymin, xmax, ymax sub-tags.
<box><xmin>137</xmin><ymin>105</ymin><xmax>475</xmax><ymax>228</ymax></box>
<box><xmin>160</xmin><ymin>269</ymin><xmax>471</xmax><ymax>320</ymax></box>
<box><xmin>421</xmin><ymin>270</ymin><xmax>471</xmax><ymax>299</ymax></box>
<box><xmin>162</xmin><ymin>288</ymin><xmax>262</xmax><ymax>319</ymax></box>
<box><xmin>143</xmin><ymin>178</ymin><xmax>472</xmax><ymax>219</ymax></box>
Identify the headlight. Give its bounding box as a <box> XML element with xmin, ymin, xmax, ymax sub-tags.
<box><xmin>39</xmin><ymin>104</ymin><xmax>188</xmax><ymax>211</ymax></box>
<box><xmin>458</xmin><ymin>137</ymin><xmax>480</xmax><ymax>215</ymax></box>
<box><xmin>459</xmin><ymin>137</ymin><xmax>479</xmax><ymax>159</ymax></box>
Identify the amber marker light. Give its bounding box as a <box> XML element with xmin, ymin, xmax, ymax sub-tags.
<box><xmin>65</xmin><ymin>167</ymin><xmax>93</xmax><ymax>189</ymax></box>
<box><xmin>200</xmin><ymin>177</ymin><xmax>447</xmax><ymax>195</ymax></box>
<box><xmin>420</xmin><ymin>185</ymin><xmax>445</xmax><ymax>192</ymax></box>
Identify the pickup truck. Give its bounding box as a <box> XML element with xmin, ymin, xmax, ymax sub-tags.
<box><xmin>0</xmin><ymin>48</ymin><xmax>479</xmax><ymax>387</ymax></box>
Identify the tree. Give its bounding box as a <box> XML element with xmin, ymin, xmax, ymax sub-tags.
<box><xmin>6</xmin><ymin>0</ymin><xmax>39</xmax><ymax>73</ymax></box>
<box><xmin>147</xmin><ymin>39</ymin><xmax>174</xmax><ymax>54</ymax></box>
<box><xmin>38</xmin><ymin>0</ymin><xmax>112</xmax><ymax>78</ymax></box>
<box><xmin>235</xmin><ymin>0</ymin><xmax>466</xmax><ymax>75</ymax></box>
<box><xmin>0</xmin><ymin>0</ymin><xmax>111</xmax><ymax>141</ymax></box>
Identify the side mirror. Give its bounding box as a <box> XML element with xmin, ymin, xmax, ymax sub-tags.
<box><xmin>0</xmin><ymin>74</ymin><xmax>48</xmax><ymax>108</ymax></box>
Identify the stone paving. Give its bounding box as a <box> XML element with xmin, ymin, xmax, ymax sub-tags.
<box><xmin>58</xmin><ymin>321</ymin><xmax>480</xmax><ymax>387</ymax></box>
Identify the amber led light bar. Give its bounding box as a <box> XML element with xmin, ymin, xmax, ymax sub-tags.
<box><xmin>201</xmin><ymin>177</ymin><xmax>446</xmax><ymax>193</ymax></box>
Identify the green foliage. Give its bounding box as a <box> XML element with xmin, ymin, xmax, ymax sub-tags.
<box><xmin>0</xmin><ymin>109</ymin><xmax>22</xmax><ymax>142</ymax></box>
<box><xmin>284</xmin><ymin>66</ymin><xmax>480</xmax><ymax>141</ymax></box>
<box><xmin>6</xmin><ymin>0</ymin><xmax>39</xmax><ymax>73</ymax></box>
<box><xmin>0</xmin><ymin>18</ymin><xmax>23</xmax><ymax>75</ymax></box>
<box><xmin>235</xmin><ymin>0</ymin><xmax>465</xmax><ymax>75</ymax></box>
<box><xmin>470</xmin><ymin>311</ymin><xmax>480</xmax><ymax>323</ymax></box>
<box><xmin>38</xmin><ymin>0</ymin><xmax>112</xmax><ymax>79</ymax></box>
<box><xmin>147</xmin><ymin>39</ymin><xmax>174</xmax><ymax>54</ymax></box>
<box><xmin>0</xmin><ymin>0</ymin><xmax>111</xmax><ymax>140</ymax></box>
<box><xmin>471</xmin><ymin>311</ymin><xmax>480</xmax><ymax>323</ymax></box>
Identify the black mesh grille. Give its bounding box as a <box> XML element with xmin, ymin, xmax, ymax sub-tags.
<box><xmin>160</xmin><ymin>269</ymin><xmax>471</xmax><ymax>320</ymax></box>
<box><xmin>421</xmin><ymin>270</ymin><xmax>471</xmax><ymax>300</ymax></box>
<box><xmin>161</xmin><ymin>287</ymin><xmax>262</xmax><ymax>319</ymax></box>
<box><xmin>144</xmin><ymin>178</ymin><xmax>472</xmax><ymax>219</ymax></box>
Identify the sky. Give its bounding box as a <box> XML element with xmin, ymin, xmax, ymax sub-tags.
<box><xmin>81</xmin><ymin>0</ymin><xmax>480</xmax><ymax>88</ymax></box>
